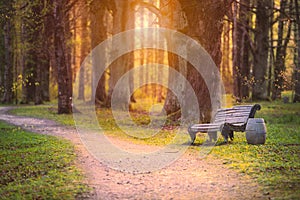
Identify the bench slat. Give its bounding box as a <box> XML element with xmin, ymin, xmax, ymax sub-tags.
<box><xmin>214</xmin><ymin>118</ymin><xmax>248</xmax><ymax>123</ymax></box>
<box><xmin>215</xmin><ymin>113</ymin><xmax>251</xmax><ymax>118</ymax></box>
<box><xmin>188</xmin><ymin>104</ymin><xmax>261</xmax><ymax>144</ymax></box>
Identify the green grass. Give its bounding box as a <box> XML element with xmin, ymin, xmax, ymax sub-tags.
<box><xmin>209</xmin><ymin>101</ymin><xmax>300</xmax><ymax>199</ymax></box>
<box><xmin>9</xmin><ymin>104</ymin><xmax>75</xmax><ymax>126</ymax></box>
<box><xmin>8</xmin><ymin>98</ymin><xmax>300</xmax><ymax>199</ymax></box>
<box><xmin>10</xmin><ymin>104</ymin><xmax>180</xmax><ymax>146</ymax></box>
<box><xmin>0</xmin><ymin>121</ymin><xmax>89</xmax><ymax>199</ymax></box>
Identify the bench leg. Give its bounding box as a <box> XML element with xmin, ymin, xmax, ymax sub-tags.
<box><xmin>188</xmin><ymin>126</ymin><xmax>197</xmax><ymax>144</ymax></box>
<box><xmin>228</xmin><ymin>130</ymin><xmax>234</xmax><ymax>141</ymax></box>
<box><xmin>221</xmin><ymin>126</ymin><xmax>233</xmax><ymax>143</ymax></box>
<box><xmin>188</xmin><ymin>131</ymin><xmax>196</xmax><ymax>144</ymax></box>
<box><xmin>208</xmin><ymin>131</ymin><xmax>217</xmax><ymax>142</ymax></box>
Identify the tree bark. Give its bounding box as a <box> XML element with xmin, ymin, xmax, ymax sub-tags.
<box><xmin>106</xmin><ymin>0</ymin><xmax>130</xmax><ymax>109</ymax></box>
<box><xmin>40</xmin><ymin>0</ymin><xmax>52</xmax><ymax>102</ymax></box>
<box><xmin>0</xmin><ymin>27</ymin><xmax>4</xmax><ymax>97</ymax></box>
<box><xmin>77</xmin><ymin>11</ymin><xmax>89</xmax><ymax>101</ymax></box>
<box><xmin>33</xmin><ymin>3</ymin><xmax>44</xmax><ymax>105</ymax></box>
<box><xmin>163</xmin><ymin>0</ymin><xmax>182</xmax><ymax>117</ymax></box>
<box><xmin>252</xmin><ymin>0</ymin><xmax>271</xmax><ymax>100</ymax></box>
<box><xmin>240</xmin><ymin>0</ymin><xmax>251</xmax><ymax>99</ymax></box>
<box><xmin>2</xmin><ymin>20</ymin><xmax>13</xmax><ymax>103</ymax></box>
<box><xmin>232</xmin><ymin>0</ymin><xmax>242</xmax><ymax>101</ymax></box>
<box><xmin>178</xmin><ymin>0</ymin><xmax>229</xmax><ymax>122</ymax></box>
<box><xmin>164</xmin><ymin>53</ymin><xmax>181</xmax><ymax>117</ymax></box>
<box><xmin>19</xmin><ymin>1</ymin><xmax>51</xmax><ymax>104</ymax></box>
<box><xmin>127</xmin><ymin>1</ymin><xmax>135</xmax><ymax>103</ymax></box>
<box><xmin>54</xmin><ymin>0</ymin><xmax>73</xmax><ymax>114</ymax></box>
<box><xmin>293</xmin><ymin>0</ymin><xmax>300</xmax><ymax>102</ymax></box>
<box><xmin>272</xmin><ymin>0</ymin><xmax>288</xmax><ymax>100</ymax></box>
<box><xmin>221</xmin><ymin>17</ymin><xmax>232</xmax><ymax>94</ymax></box>
<box><xmin>90</xmin><ymin>0</ymin><xmax>107</xmax><ymax>104</ymax></box>
<box><xmin>268</xmin><ymin>0</ymin><xmax>275</xmax><ymax>98</ymax></box>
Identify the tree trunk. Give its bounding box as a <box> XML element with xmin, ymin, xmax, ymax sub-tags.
<box><xmin>240</xmin><ymin>0</ymin><xmax>251</xmax><ymax>99</ymax></box>
<box><xmin>78</xmin><ymin>11</ymin><xmax>89</xmax><ymax>101</ymax></box>
<box><xmin>293</xmin><ymin>0</ymin><xmax>300</xmax><ymax>102</ymax></box>
<box><xmin>41</xmin><ymin>1</ymin><xmax>53</xmax><ymax>102</ymax></box>
<box><xmin>221</xmin><ymin>17</ymin><xmax>232</xmax><ymax>94</ymax></box>
<box><xmin>20</xmin><ymin>20</ymin><xmax>28</xmax><ymax>104</ymax></box>
<box><xmin>19</xmin><ymin>1</ymin><xmax>49</xmax><ymax>105</ymax></box>
<box><xmin>41</xmin><ymin>48</ymin><xmax>50</xmax><ymax>101</ymax></box>
<box><xmin>127</xmin><ymin>2</ymin><xmax>135</xmax><ymax>103</ymax></box>
<box><xmin>268</xmin><ymin>0</ymin><xmax>275</xmax><ymax>98</ymax></box>
<box><xmin>0</xmin><ymin>26</ymin><xmax>4</xmax><ymax>98</ymax></box>
<box><xmin>252</xmin><ymin>0</ymin><xmax>271</xmax><ymax>100</ymax></box>
<box><xmin>232</xmin><ymin>0</ymin><xmax>242</xmax><ymax>101</ymax></box>
<box><xmin>54</xmin><ymin>0</ymin><xmax>73</xmax><ymax>114</ymax></box>
<box><xmin>33</xmin><ymin>3</ymin><xmax>44</xmax><ymax>105</ymax></box>
<box><xmin>2</xmin><ymin>20</ymin><xmax>13</xmax><ymax>103</ymax></box>
<box><xmin>164</xmin><ymin>53</ymin><xmax>181</xmax><ymax>116</ymax></box>
<box><xmin>163</xmin><ymin>0</ymin><xmax>186</xmax><ymax>118</ymax></box>
<box><xmin>35</xmin><ymin>60</ymin><xmax>43</xmax><ymax>105</ymax></box>
<box><xmin>106</xmin><ymin>0</ymin><xmax>130</xmax><ymax>109</ymax></box>
<box><xmin>178</xmin><ymin>0</ymin><xmax>228</xmax><ymax>122</ymax></box>
<box><xmin>156</xmin><ymin>50</ymin><xmax>164</xmax><ymax>103</ymax></box>
<box><xmin>272</xmin><ymin>0</ymin><xmax>288</xmax><ymax>100</ymax></box>
<box><xmin>90</xmin><ymin>1</ymin><xmax>107</xmax><ymax>104</ymax></box>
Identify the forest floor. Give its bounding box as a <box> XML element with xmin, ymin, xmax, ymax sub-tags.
<box><xmin>0</xmin><ymin>106</ymin><xmax>268</xmax><ymax>200</ymax></box>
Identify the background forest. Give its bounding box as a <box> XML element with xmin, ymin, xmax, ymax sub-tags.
<box><xmin>0</xmin><ymin>0</ymin><xmax>299</xmax><ymax>117</ymax></box>
<box><xmin>0</xmin><ymin>1</ymin><xmax>300</xmax><ymax>199</ymax></box>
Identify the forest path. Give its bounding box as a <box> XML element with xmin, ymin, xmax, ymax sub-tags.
<box><xmin>0</xmin><ymin>107</ymin><xmax>266</xmax><ymax>200</ymax></box>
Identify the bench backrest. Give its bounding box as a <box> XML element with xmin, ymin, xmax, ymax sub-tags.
<box><xmin>213</xmin><ymin>104</ymin><xmax>261</xmax><ymax>126</ymax></box>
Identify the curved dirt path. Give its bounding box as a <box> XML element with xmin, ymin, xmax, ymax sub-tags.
<box><xmin>0</xmin><ymin>107</ymin><xmax>266</xmax><ymax>200</ymax></box>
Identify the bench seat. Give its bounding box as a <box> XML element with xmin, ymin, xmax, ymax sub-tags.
<box><xmin>188</xmin><ymin>104</ymin><xmax>261</xmax><ymax>144</ymax></box>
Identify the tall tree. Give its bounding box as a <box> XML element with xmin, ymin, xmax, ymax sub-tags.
<box><xmin>54</xmin><ymin>0</ymin><xmax>73</xmax><ymax>114</ymax></box>
<box><xmin>0</xmin><ymin>0</ymin><xmax>14</xmax><ymax>103</ymax></box>
<box><xmin>252</xmin><ymin>0</ymin><xmax>271</xmax><ymax>100</ymax></box>
<box><xmin>163</xmin><ymin>0</ymin><xmax>182</xmax><ymax>117</ymax></box>
<box><xmin>268</xmin><ymin>0</ymin><xmax>275</xmax><ymax>97</ymax></box>
<box><xmin>232</xmin><ymin>0</ymin><xmax>242</xmax><ymax>100</ymax></box>
<box><xmin>272</xmin><ymin>0</ymin><xmax>292</xmax><ymax>99</ymax></box>
<box><xmin>32</xmin><ymin>1</ymin><xmax>45</xmax><ymax>105</ymax></box>
<box><xmin>2</xmin><ymin>19</ymin><xmax>14</xmax><ymax>103</ymax></box>
<box><xmin>221</xmin><ymin>16</ymin><xmax>232</xmax><ymax>94</ymax></box>
<box><xmin>90</xmin><ymin>0</ymin><xmax>108</xmax><ymax>104</ymax></box>
<box><xmin>239</xmin><ymin>0</ymin><xmax>251</xmax><ymax>99</ymax></box>
<box><xmin>40</xmin><ymin>0</ymin><xmax>52</xmax><ymax>102</ymax></box>
<box><xmin>178</xmin><ymin>0</ymin><xmax>231</xmax><ymax>122</ymax></box>
<box><xmin>106</xmin><ymin>0</ymin><xmax>130</xmax><ymax>109</ymax></box>
<box><xmin>293</xmin><ymin>0</ymin><xmax>300</xmax><ymax>102</ymax></box>
<box><xmin>136</xmin><ymin>0</ymin><xmax>231</xmax><ymax>121</ymax></box>
<box><xmin>77</xmin><ymin>7</ymin><xmax>89</xmax><ymax>101</ymax></box>
<box><xmin>19</xmin><ymin>0</ymin><xmax>51</xmax><ymax>104</ymax></box>
<box><xmin>0</xmin><ymin>24</ymin><xmax>4</xmax><ymax>97</ymax></box>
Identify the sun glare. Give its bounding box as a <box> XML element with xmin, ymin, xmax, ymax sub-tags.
<box><xmin>132</xmin><ymin>0</ymin><xmax>169</xmax><ymax>104</ymax></box>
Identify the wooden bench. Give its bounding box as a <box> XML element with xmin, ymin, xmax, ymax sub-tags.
<box><xmin>188</xmin><ymin>104</ymin><xmax>261</xmax><ymax>144</ymax></box>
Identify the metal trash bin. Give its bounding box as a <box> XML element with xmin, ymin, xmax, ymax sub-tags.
<box><xmin>246</xmin><ymin>118</ymin><xmax>267</xmax><ymax>145</ymax></box>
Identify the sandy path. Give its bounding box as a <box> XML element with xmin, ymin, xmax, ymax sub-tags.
<box><xmin>0</xmin><ymin>107</ymin><xmax>266</xmax><ymax>199</ymax></box>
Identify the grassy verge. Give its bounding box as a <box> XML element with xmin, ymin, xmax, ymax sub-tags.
<box><xmin>10</xmin><ymin>104</ymin><xmax>179</xmax><ymax>146</ymax></box>
<box><xmin>9</xmin><ymin>99</ymin><xmax>300</xmax><ymax>199</ymax></box>
<box><xmin>9</xmin><ymin>104</ymin><xmax>75</xmax><ymax>126</ymax></box>
<box><xmin>209</xmin><ymin>101</ymin><xmax>300</xmax><ymax>199</ymax></box>
<box><xmin>0</xmin><ymin>121</ymin><xmax>89</xmax><ymax>199</ymax></box>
